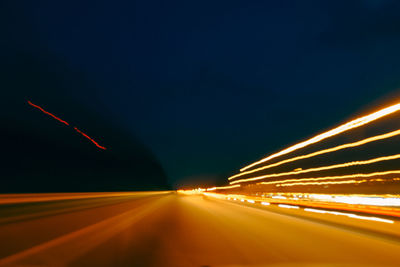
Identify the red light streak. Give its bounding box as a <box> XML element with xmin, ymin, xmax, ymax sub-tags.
<box><xmin>74</xmin><ymin>127</ymin><xmax>107</xmax><ymax>150</ymax></box>
<box><xmin>27</xmin><ymin>100</ymin><xmax>107</xmax><ymax>150</ymax></box>
<box><xmin>27</xmin><ymin>100</ymin><xmax>69</xmax><ymax>126</ymax></box>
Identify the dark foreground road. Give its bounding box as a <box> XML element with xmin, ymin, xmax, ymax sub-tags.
<box><xmin>1</xmin><ymin>192</ymin><xmax>400</xmax><ymax>266</ymax></box>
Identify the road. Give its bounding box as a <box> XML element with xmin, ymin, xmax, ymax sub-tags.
<box><xmin>1</xmin><ymin>192</ymin><xmax>400</xmax><ymax>266</ymax></box>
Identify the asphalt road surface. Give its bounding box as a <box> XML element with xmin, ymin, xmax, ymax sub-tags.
<box><xmin>1</xmin><ymin>192</ymin><xmax>400</xmax><ymax>266</ymax></box>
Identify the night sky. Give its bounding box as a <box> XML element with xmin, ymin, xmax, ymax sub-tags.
<box><xmin>2</xmin><ymin>0</ymin><xmax>400</xmax><ymax>191</ymax></box>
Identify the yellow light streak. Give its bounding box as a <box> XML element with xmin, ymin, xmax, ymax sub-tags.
<box><xmin>206</xmin><ymin>184</ymin><xmax>240</xmax><ymax>191</ymax></box>
<box><xmin>278</xmin><ymin>179</ymin><xmax>360</xmax><ymax>187</ymax></box>
<box><xmin>304</xmin><ymin>208</ymin><xmax>394</xmax><ymax>224</ymax></box>
<box><xmin>278</xmin><ymin>177</ymin><xmax>400</xmax><ymax>187</ymax></box>
<box><xmin>272</xmin><ymin>195</ymin><xmax>287</xmax><ymax>199</ymax></box>
<box><xmin>255</xmin><ymin>171</ymin><xmax>400</xmax><ymax>187</ymax></box>
<box><xmin>240</xmin><ymin>102</ymin><xmax>400</xmax><ymax>172</ymax></box>
<box><xmin>230</xmin><ymin>153</ymin><xmax>400</xmax><ymax>184</ymax></box>
<box><xmin>177</xmin><ymin>188</ymin><xmax>206</xmax><ymax>195</ymax></box>
<box><xmin>229</xmin><ymin>128</ymin><xmax>400</xmax><ymax>180</ymax></box>
<box><xmin>305</xmin><ymin>193</ymin><xmax>400</xmax><ymax>206</ymax></box>
<box><xmin>202</xmin><ymin>192</ymin><xmax>229</xmax><ymax>199</ymax></box>
<box><xmin>278</xmin><ymin>204</ymin><xmax>299</xmax><ymax>209</ymax></box>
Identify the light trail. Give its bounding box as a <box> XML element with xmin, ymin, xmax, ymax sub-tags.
<box><xmin>74</xmin><ymin>127</ymin><xmax>106</xmax><ymax>150</ymax></box>
<box><xmin>272</xmin><ymin>196</ymin><xmax>286</xmax><ymax>199</ymax></box>
<box><xmin>201</xmin><ymin>192</ymin><xmax>400</xmax><ymax>218</ymax></box>
<box><xmin>229</xmin><ymin>129</ymin><xmax>400</xmax><ymax>180</ymax></box>
<box><xmin>203</xmin><ymin>192</ymin><xmax>400</xmax><ymax>220</ymax></box>
<box><xmin>206</xmin><ymin>184</ymin><xmax>240</xmax><ymax>191</ymax></box>
<box><xmin>230</xmin><ymin>153</ymin><xmax>400</xmax><ymax>184</ymax></box>
<box><xmin>304</xmin><ymin>208</ymin><xmax>394</xmax><ymax>224</ymax></box>
<box><xmin>278</xmin><ymin>204</ymin><xmax>299</xmax><ymax>209</ymax></box>
<box><xmin>278</xmin><ymin>178</ymin><xmax>400</xmax><ymax>187</ymax></box>
<box><xmin>278</xmin><ymin>179</ymin><xmax>361</xmax><ymax>187</ymax></box>
<box><xmin>177</xmin><ymin>188</ymin><xmax>206</xmax><ymax>195</ymax></box>
<box><xmin>304</xmin><ymin>194</ymin><xmax>400</xmax><ymax>206</ymax></box>
<box><xmin>240</xmin><ymin>102</ymin><xmax>400</xmax><ymax>172</ymax></box>
<box><xmin>0</xmin><ymin>192</ymin><xmax>165</xmax><ymax>205</ymax></box>
<box><xmin>27</xmin><ymin>100</ymin><xmax>70</xmax><ymax>126</ymax></box>
<box><xmin>202</xmin><ymin>192</ymin><xmax>228</xmax><ymax>199</ymax></box>
<box><xmin>258</xmin><ymin>170</ymin><xmax>400</xmax><ymax>186</ymax></box>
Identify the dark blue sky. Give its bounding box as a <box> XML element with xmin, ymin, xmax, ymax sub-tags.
<box><xmin>3</xmin><ymin>0</ymin><xmax>400</xmax><ymax>188</ymax></box>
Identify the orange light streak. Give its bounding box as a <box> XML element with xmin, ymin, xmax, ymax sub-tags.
<box><xmin>278</xmin><ymin>179</ymin><xmax>360</xmax><ymax>187</ymax></box>
<box><xmin>27</xmin><ymin>100</ymin><xmax>69</xmax><ymax>126</ymax></box>
<box><xmin>240</xmin><ymin>102</ymin><xmax>400</xmax><ymax>172</ymax></box>
<box><xmin>230</xmin><ymin>153</ymin><xmax>400</xmax><ymax>184</ymax></box>
<box><xmin>258</xmin><ymin>170</ymin><xmax>400</xmax><ymax>186</ymax></box>
<box><xmin>304</xmin><ymin>208</ymin><xmax>394</xmax><ymax>224</ymax></box>
<box><xmin>208</xmin><ymin>192</ymin><xmax>400</xmax><ymax>218</ymax></box>
<box><xmin>206</xmin><ymin>184</ymin><xmax>240</xmax><ymax>191</ymax></box>
<box><xmin>304</xmin><ymin>192</ymin><xmax>400</xmax><ymax>206</ymax></box>
<box><xmin>229</xmin><ymin>128</ymin><xmax>400</xmax><ymax>180</ymax></box>
<box><xmin>277</xmin><ymin>177</ymin><xmax>400</xmax><ymax>187</ymax></box>
<box><xmin>74</xmin><ymin>127</ymin><xmax>106</xmax><ymax>150</ymax></box>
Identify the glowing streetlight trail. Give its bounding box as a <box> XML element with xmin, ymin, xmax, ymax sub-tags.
<box><xmin>74</xmin><ymin>127</ymin><xmax>107</xmax><ymax>150</ymax></box>
<box><xmin>206</xmin><ymin>192</ymin><xmax>400</xmax><ymax>220</ymax></box>
<box><xmin>258</xmin><ymin>170</ymin><xmax>400</xmax><ymax>186</ymax></box>
<box><xmin>280</xmin><ymin>180</ymin><xmax>360</xmax><ymax>186</ymax></box>
<box><xmin>230</xmin><ymin>153</ymin><xmax>400</xmax><ymax>184</ymax></box>
<box><xmin>277</xmin><ymin>178</ymin><xmax>400</xmax><ymax>187</ymax></box>
<box><xmin>304</xmin><ymin>208</ymin><xmax>394</xmax><ymax>224</ymax></box>
<box><xmin>304</xmin><ymin>193</ymin><xmax>400</xmax><ymax>206</ymax></box>
<box><xmin>240</xmin><ymin>102</ymin><xmax>400</xmax><ymax>172</ymax></box>
<box><xmin>27</xmin><ymin>100</ymin><xmax>70</xmax><ymax>126</ymax></box>
<box><xmin>229</xmin><ymin>128</ymin><xmax>400</xmax><ymax>180</ymax></box>
<box><xmin>206</xmin><ymin>184</ymin><xmax>240</xmax><ymax>191</ymax></box>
